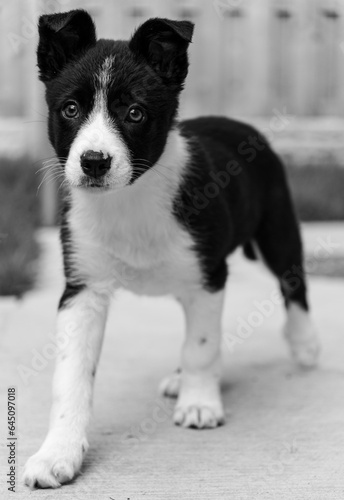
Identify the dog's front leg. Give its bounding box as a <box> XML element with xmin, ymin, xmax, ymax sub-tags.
<box><xmin>173</xmin><ymin>289</ymin><xmax>225</xmax><ymax>429</ymax></box>
<box><xmin>24</xmin><ymin>287</ymin><xmax>109</xmax><ymax>488</ymax></box>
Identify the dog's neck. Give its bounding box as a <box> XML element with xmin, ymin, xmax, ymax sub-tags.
<box><xmin>70</xmin><ymin>127</ymin><xmax>189</xmax><ymax>223</ymax></box>
<box><xmin>66</xmin><ymin>127</ymin><xmax>193</xmax><ymax>274</ymax></box>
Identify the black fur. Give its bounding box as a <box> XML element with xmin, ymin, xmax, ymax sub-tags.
<box><xmin>38</xmin><ymin>10</ymin><xmax>309</xmax><ymax>313</ymax></box>
<box><xmin>243</xmin><ymin>242</ymin><xmax>257</xmax><ymax>261</ymax></box>
<box><xmin>37</xmin><ymin>10</ymin><xmax>97</xmax><ymax>82</ymax></box>
<box><xmin>58</xmin><ymin>198</ymin><xmax>85</xmax><ymax>309</ymax></box>
<box><xmin>129</xmin><ymin>18</ymin><xmax>193</xmax><ymax>88</ymax></box>
<box><xmin>175</xmin><ymin>117</ymin><xmax>308</xmax><ymax>309</ymax></box>
<box><xmin>58</xmin><ymin>282</ymin><xmax>85</xmax><ymax>310</ymax></box>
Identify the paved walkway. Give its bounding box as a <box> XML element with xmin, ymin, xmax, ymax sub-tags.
<box><xmin>1</xmin><ymin>223</ymin><xmax>344</xmax><ymax>499</ymax></box>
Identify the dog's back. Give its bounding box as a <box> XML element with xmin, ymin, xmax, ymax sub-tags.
<box><xmin>175</xmin><ymin>116</ymin><xmax>298</xmax><ymax>291</ymax></box>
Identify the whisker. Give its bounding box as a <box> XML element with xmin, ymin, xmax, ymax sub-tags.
<box><xmin>38</xmin><ymin>172</ymin><xmax>63</xmax><ymax>189</ymax></box>
<box><xmin>42</xmin><ymin>175</ymin><xmax>65</xmax><ymax>191</ymax></box>
<box><xmin>57</xmin><ymin>178</ymin><xmax>69</xmax><ymax>193</ymax></box>
<box><xmin>36</xmin><ymin>158</ymin><xmax>67</xmax><ymax>170</ymax></box>
<box><xmin>36</xmin><ymin>171</ymin><xmax>65</xmax><ymax>194</ymax></box>
<box><xmin>154</xmin><ymin>162</ymin><xmax>175</xmax><ymax>173</ymax></box>
<box><xmin>38</xmin><ymin>160</ymin><xmax>65</xmax><ymax>168</ymax></box>
<box><xmin>150</xmin><ymin>166</ymin><xmax>171</xmax><ymax>181</ymax></box>
<box><xmin>41</xmin><ymin>158</ymin><xmax>67</xmax><ymax>165</ymax></box>
<box><xmin>132</xmin><ymin>166</ymin><xmax>167</xmax><ymax>182</ymax></box>
<box><xmin>36</xmin><ymin>164</ymin><xmax>62</xmax><ymax>175</ymax></box>
<box><xmin>23</xmin><ymin>120</ymin><xmax>47</xmax><ymax>125</ymax></box>
<box><xmin>32</xmin><ymin>156</ymin><xmax>68</xmax><ymax>166</ymax></box>
<box><xmin>132</xmin><ymin>158</ymin><xmax>152</xmax><ymax>165</ymax></box>
<box><xmin>133</xmin><ymin>163</ymin><xmax>149</xmax><ymax>171</ymax></box>
<box><xmin>132</xmin><ymin>157</ymin><xmax>176</xmax><ymax>176</ymax></box>
<box><xmin>133</xmin><ymin>159</ymin><xmax>176</xmax><ymax>177</ymax></box>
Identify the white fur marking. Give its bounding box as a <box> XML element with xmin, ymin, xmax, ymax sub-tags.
<box><xmin>97</xmin><ymin>55</ymin><xmax>116</xmax><ymax>89</ymax></box>
<box><xmin>174</xmin><ymin>289</ymin><xmax>225</xmax><ymax>428</ymax></box>
<box><xmin>65</xmin><ymin>56</ymin><xmax>132</xmax><ymax>189</ymax></box>
<box><xmin>68</xmin><ymin>129</ymin><xmax>202</xmax><ymax>295</ymax></box>
<box><xmin>284</xmin><ymin>303</ymin><xmax>320</xmax><ymax>368</ymax></box>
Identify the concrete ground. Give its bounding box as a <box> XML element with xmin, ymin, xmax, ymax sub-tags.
<box><xmin>1</xmin><ymin>223</ymin><xmax>344</xmax><ymax>500</ymax></box>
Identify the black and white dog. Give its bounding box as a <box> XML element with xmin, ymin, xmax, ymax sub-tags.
<box><xmin>24</xmin><ymin>9</ymin><xmax>319</xmax><ymax>488</ymax></box>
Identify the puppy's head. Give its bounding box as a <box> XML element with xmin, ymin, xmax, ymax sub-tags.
<box><xmin>37</xmin><ymin>9</ymin><xmax>193</xmax><ymax>192</ymax></box>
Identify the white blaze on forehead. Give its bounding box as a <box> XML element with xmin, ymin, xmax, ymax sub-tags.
<box><xmin>65</xmin><ymin>55</ymin><xmax>132</xmax><ymax>189</ymax></box>
<box><xmin>97</xmin><ymin>55</ymin><xmax>116</xmax><ymax>90</ymax></box>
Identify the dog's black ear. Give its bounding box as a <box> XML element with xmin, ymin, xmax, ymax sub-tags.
<box><xmin>129</xmin><ymin>18</ymin><xmax>194</xmax><ymax>86</ymax></box>
<box><xmin>37</xmin><ymin>9</ymin><xmax>96</xmax><ymax>82</ymax></box>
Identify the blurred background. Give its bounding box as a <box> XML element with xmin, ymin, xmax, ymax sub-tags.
<box><xmin>1</xmin><ymin>0</ymin><xmax>344</xmax><ymax>294</ymax></box>
<box><xmin>2</xmin><ymin>5</ymin><xmax>344</xmax><ymax>493</ymax></box>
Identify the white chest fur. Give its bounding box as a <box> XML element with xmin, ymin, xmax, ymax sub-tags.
<box><xmin>66</xmin><ymin>130</ymin><xmax>202</xmax><ymax>296</ymax></box>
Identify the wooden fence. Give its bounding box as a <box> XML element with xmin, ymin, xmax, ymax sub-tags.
<box><xmin>1</xmin><ymin>0</ymin><xmax>344</xmax><ymax>223</ymax></box>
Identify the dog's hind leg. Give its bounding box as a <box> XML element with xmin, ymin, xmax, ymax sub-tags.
<box><xmin>172</xmin><ymin>288</ymin><xmax>225</xmax><ymax>429</ymax></box>
<box><xmin>255</xmin><ymin>185</ymin><xmax>320</xmax><ymax>368</ymax></box>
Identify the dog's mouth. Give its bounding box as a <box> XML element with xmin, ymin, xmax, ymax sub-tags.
<box><xmin>85</xmin><ymin>182</ymin><xmax>109</xmax><ymax>189</ymax></box>
<box><xmin>76</xmin><ymin>176</ymin><xmax>111</xmax><ymax>191</ymax></box>
<box><xmin>64</xmin><ymin>164</ymin><xmax>133</xmax><ymax>192</ymax></box>
<box><xmin>73</xmin><ymin>175</ymin><xmax>130</xmax><ymax>192</ymax></box>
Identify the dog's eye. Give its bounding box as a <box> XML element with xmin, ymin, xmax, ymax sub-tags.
<box><xmin>126</xmin><ymin>106</ymin><xmax>145</xmax><ymax>124</ymax></box>
<box><xmin>62</xmin><ymin>101</ymin><xmax>79</xmax><ymax>119</ymax></box>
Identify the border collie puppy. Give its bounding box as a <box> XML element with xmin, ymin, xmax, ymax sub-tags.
<box><xmin>24</xmin><ymin>9</ymin><xmax>319</xmax><ymax>488</ymax></box>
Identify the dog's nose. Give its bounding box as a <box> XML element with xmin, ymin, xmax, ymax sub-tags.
<box><xmin>80</xmin><ymin>150</ymin><xmax>112</xmax><ymax>178</ymax></box>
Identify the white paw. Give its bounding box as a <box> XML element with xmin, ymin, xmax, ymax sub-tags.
<box><xmin>174</xmin><ymin>403</ymin><xmax>224</xmax><ymax>428</ymax></box>
<box><xmin>23</xmin><ymin>435</ymin><xmax>88</xmax><ymax>489</ymax></box>
<box><xmin>287</xmin><ymin>334</ymin><xmax>320</xmax><ymax>368</ymax></box>
<box><xmin>174</xmin><ymin>375</ymin><xmax>224</xmax><ymax>429</ymax></box>
<box><xmin>284</xmin><ymin>304</ymin><xmax>320</xmax><ymax>368</ymax></box>
<box><xmin>159</xmin><ymin>370</ymin><xmax>181</xmax><ymax>398</ymax></box>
